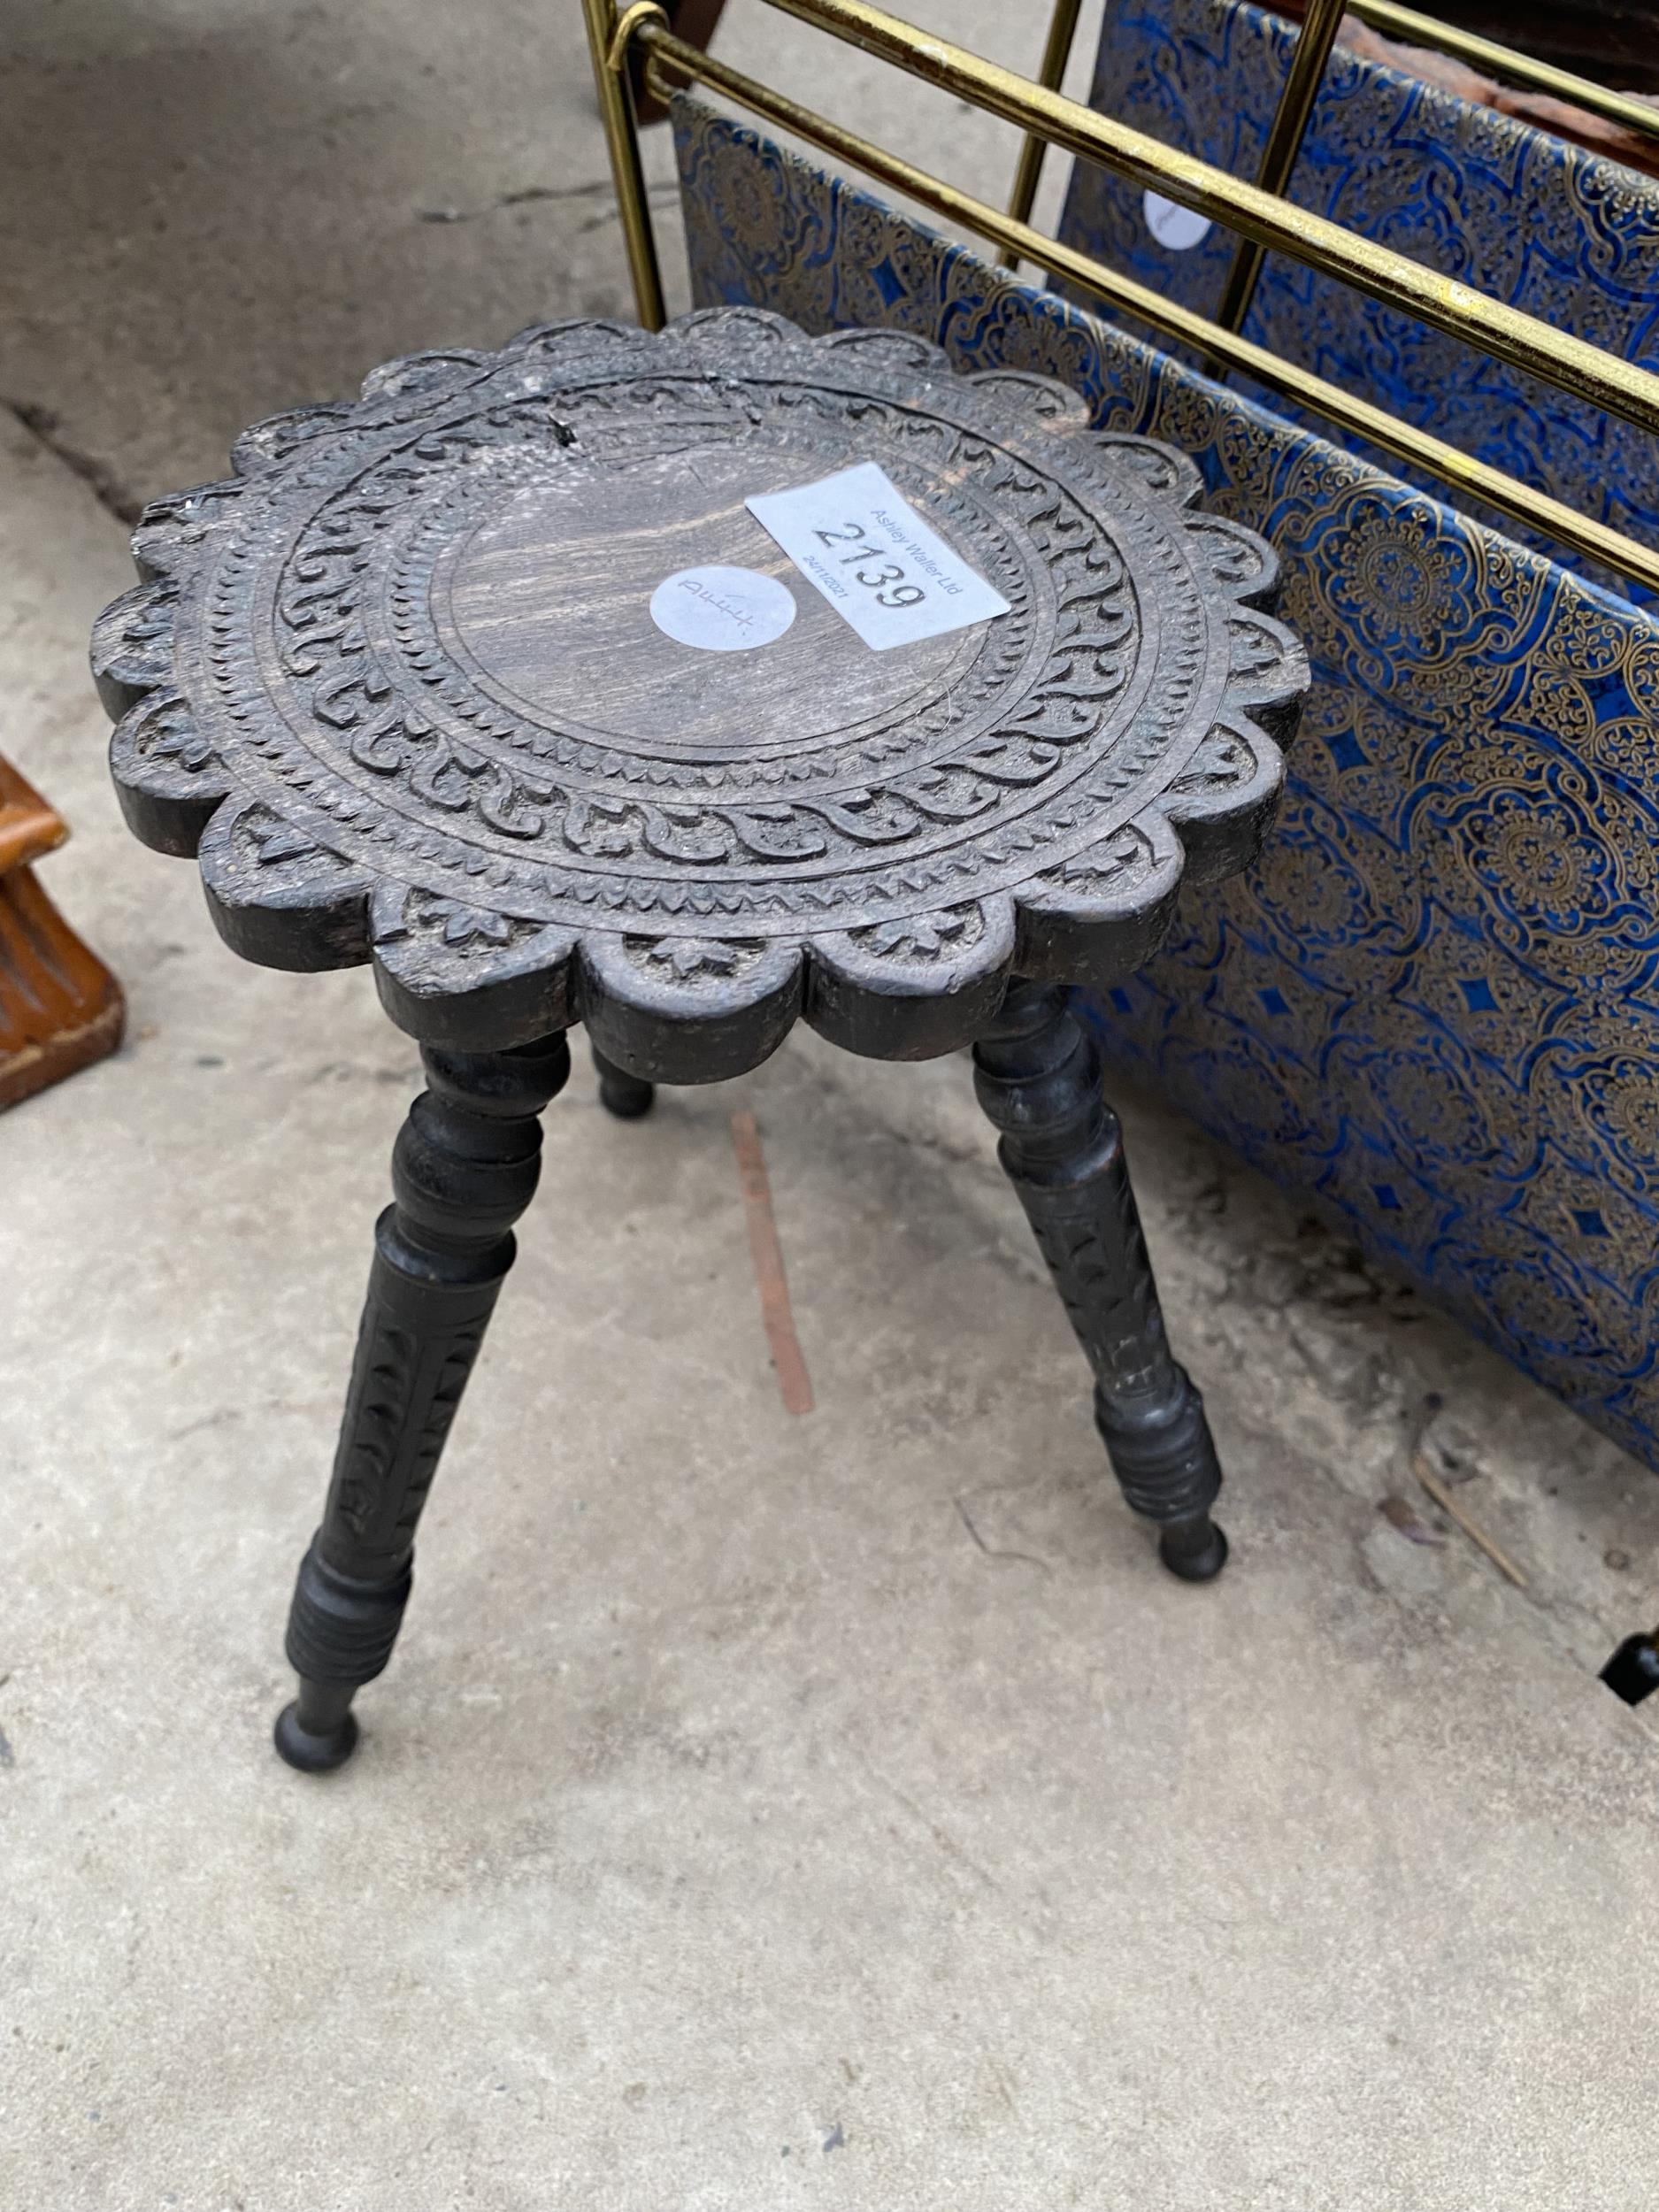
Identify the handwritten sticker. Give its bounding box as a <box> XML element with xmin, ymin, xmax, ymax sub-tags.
<box><xmin>746</xmin><ymin>461</ymin><xmax>1010</xmax><ymax>652</ymax></box>
<box><xmin>649</xmin><ymin>565</ymin><xmax>797</xmax><ymax>652</ymax></box>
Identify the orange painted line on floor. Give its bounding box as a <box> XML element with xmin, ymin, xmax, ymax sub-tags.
<box><xmin>729</xmin><ymin>1108</ymin><xmax>815</xmax><ymax>1416</ymax></box>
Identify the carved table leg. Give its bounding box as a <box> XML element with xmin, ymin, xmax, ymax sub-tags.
<box><xmin>274</xmin><ymin>1033</ymin><xmax>571</xmax><ymax>1771</ymax></box>
<box><xmin>972</xmin><ymin>980</ymin><xmax>1228</xmax><ymax>1582</ymax></box>
<box><xmin>591</xmin><ymin>1042</ymin><xmax>655</xmax><ymax>1120</ymax></box>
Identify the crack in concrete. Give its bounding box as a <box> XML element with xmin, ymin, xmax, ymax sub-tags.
<box><xmin>7</xmin><ymin>401</ymin><xmax>142</xmax><ymax>526</ymax></box>
<box><xmin>954</xmin><ymin>1494</ymin><xmax>1052</xmax><ymax>1575</ymax></box>
<box><xmin>418</xmin><ymin>178</ymin><xmax>680</xmax><ymax>225</ymax></box>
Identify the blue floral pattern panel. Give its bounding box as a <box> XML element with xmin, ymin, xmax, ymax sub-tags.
<box><xmin>1054</xmin><ymin>0</ymin><xmax>1659</xmax><ymax>596</ymax></box>
<box><xmin>673</xmin><ymin>99</ymin><xmax>1659</xmax><ymax>1471</ymax></box>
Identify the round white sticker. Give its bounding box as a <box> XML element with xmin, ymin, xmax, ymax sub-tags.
<box><xmin>1143</xmin><ymin>189</ymin><xmax>1213</xmax><ymax>252</ymax></box>
<box><xmin>649</xmin><ymin>565</ymin><xmax>797</xmax><ymax>652</ymax></box>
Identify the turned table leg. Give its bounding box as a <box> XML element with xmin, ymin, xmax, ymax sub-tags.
<box><xmin>972</xmin><ymin>981</ymin><xmax>1228</xmax><ymax>1581</ymax></box>
<box><xmin>591</xmin><ymin>1043</ymin><xmax>655</xmax><ymax>1120</ymax></box>
<box><xmin>274</xmin><ymin>1033</ymin><xmax>571</xmax><ymax>1771</ymax></box>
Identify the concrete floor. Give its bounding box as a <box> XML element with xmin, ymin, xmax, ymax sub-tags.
<box><xmin>4</xmin><ymin>5</ymin><xmax>1658</xmax><ymax>2207</ymax></box>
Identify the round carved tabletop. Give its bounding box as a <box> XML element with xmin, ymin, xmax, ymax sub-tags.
<box><xmin>93</xmin><ymin>310</ymin><xmax>1308</xmax><ymax>1079</ymax></box>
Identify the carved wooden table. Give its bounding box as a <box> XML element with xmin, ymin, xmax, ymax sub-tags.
<box><xmin>92</xmin><ymin>311</ymin><xmax>1306</xmax><ymax>1773</ymax></box>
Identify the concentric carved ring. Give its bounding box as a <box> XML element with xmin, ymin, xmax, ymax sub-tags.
<box><xmin>94</xmin><ymin>309</ymin><xmax>1308</xmax><ymax>1078</ymax></box>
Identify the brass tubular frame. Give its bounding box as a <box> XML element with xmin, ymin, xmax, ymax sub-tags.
<box><xmin>997</xmin><ymin>0</ymin><xmax>1084</xmax><ymax>272</ymax></box>
<box><xmin>582</xmin><ymin>0</ymin><xmax>668</xmax><ymax>330</ymax></box>
<box><xmin>580</xmin><ymin>0</ymin><xmax>1659</xmax><ymax>593</ymax></box>
<box><xmin>1211</xmin><ymin>0</ymin><xmax>1348</xmax><ymax>342</ymax></box>
<box><xmin>745</xmin><ymin>0</ymin><xmax>1659</xmax><ymax>441</ymax></box>
<box><xmin>632</xmin><ymin>21</ymin><xmax>1659</xmax><ymax>596</ymax></box>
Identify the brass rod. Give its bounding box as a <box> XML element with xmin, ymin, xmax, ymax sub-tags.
<box><xmin>639</xmin><ymin>25</ymin><xmax>1659</xmax><ymax>597</ymax></box>
<box><xmin>738</xmin><ymin>0</ymin><xmax>1659</xmax><ymax>440</ymax></box>
<box><xmin>581</xmin><ymin>0</ymin><xmax>668</xmax><ymax>331</ymax></box>
<box><xmin>1349</xmin><ymin>0</ymin><xmax>1659</xmax><ymax>147</ymax></box>
<box><xmin>1212</xmin><ymin>0</ymin><xmax>1348</xmax><ymax>342</ymax></box>
<box><xmin>999</xmin><ymin>0</ymin><xmax>1085</xmax><ymax>272</ymax></box>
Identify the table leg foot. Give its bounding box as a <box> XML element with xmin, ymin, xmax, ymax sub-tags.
<box><xmin>274</xmin><ymin>1686</ymin><xmax>360</xmax><ymax>1774</ymax></box>
<box><xmin>593</xmin><ymin>1046</ymin><xmax>655</xmax><ymax>1119</ymax></box>
<box><xmin>1158</xmin><ymin>1514</ymin><xmax>1229</xmax><ymax>1583</ymax></box>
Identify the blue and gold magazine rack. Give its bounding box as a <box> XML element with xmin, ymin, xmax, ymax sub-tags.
<box><xmin>583</xmin><ymin>0</ymin><xmax>1659</xmax><ymax>1474</ymax></box>
<box><xmin>674</xmin><ymin>97</ymin><xmax>1659</xmax><ymax>1470</ymax></box>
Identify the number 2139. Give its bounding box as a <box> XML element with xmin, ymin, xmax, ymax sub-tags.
<box><xmin>815</xmin><ymin>522</ymin><xmax>926</xmax><ymax>608</ymax></box>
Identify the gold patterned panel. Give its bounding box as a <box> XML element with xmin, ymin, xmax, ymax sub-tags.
<box><xmin>675</xmin><ymin>95</ymin><xmax>1659</xmax><ymax>1468</ymax></box>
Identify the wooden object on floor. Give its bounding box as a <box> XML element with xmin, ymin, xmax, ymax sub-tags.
<box><xmin>0</xmin><ymin>755</ymin><xmax>124</xmax><ymax>1111</ymax></box>
<box><xmin>92</xmin><ymin>311</ymin><xmax>1308</xmax><ymax>1773</ymax></box>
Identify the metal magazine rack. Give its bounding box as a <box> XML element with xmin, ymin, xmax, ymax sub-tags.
<box><xmin>580</xmin><ymin>0</ymin><xmax>1659</xmax><ymax>595</ymax></box>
